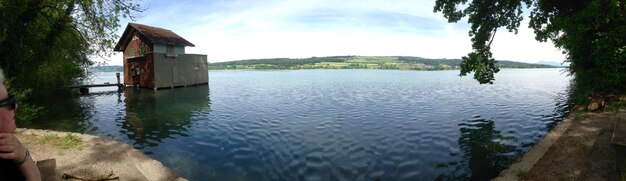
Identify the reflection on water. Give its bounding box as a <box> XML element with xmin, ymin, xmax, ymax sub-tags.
<box><xmin>543</xmin><ymin>83</ymin><xmax>576</xmax><ymax>132</ymax></box>
<box><xmin>30</xmin><ymin>91</ymin><xmax>109</xmax><ymax>133</ymax></box>
<box><xmin>30</xmin><ymin>70</ymin><xmax>573</xmax><ymax>180</ymax></box>
<box><xmin>436</xmin><ymin>117</ymin><xmax>518</xmax><ymax>180</ymax></box>
<box><xmin>31</xmin><ymin>83</ymin><xmax>210</xmax><ymax>153</ymax></box>
<box><xmin>121</xmin><ymin>86</ymin><xmax>210</xmax><ymax>151</ymax></box>
<box><xmin>457</xmin><ymin>118</ymin><xmax>517</xmax><ymax>180</ymax></box>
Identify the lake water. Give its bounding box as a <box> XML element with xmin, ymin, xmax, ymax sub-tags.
<box><xmin>30</xmin><ymin>69</ymin><xmax>573</xmax><ymax>180</ymax></box>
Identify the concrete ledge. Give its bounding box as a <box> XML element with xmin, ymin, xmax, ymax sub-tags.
<box><xmin>611</xmin><ymin>109</ymin><xmax>626</xmax><ymax>146</ymax></box>
<box><xmin>493</xmin><ymin>112</ymin><xmax>576</xmax><ymax>181</ymax></box>
<box><xmin>15</xmin><ymin>128</ymin><xmax>187</xmax><ymax>181</ymax></box>
<box><xmin>612</xmin><ymin>109</ymin><xmax>626</xmax><ymax>177</ymax></box>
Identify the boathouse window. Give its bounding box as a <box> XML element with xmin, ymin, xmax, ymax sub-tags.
<box><xmin>166</xmin><ymin>45</ymin><xmax>177</xmax><ymax>57</ymax></box>
<box><xmin>139</xmin><ymin>44</ymin><xmax>145</xmax><ymax>55</ymax></box>
<box><xmin>127</xmin><ymin>48</ymin><xmax>135</xmax><ymax>57</ymax></box>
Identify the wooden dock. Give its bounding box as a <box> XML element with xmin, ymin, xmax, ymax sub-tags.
<box><xmin>65</xmin><ymin>83</ymin><xmax>124</xmax><ymax>89</ymax></box>
<box><xmin>65</xmin><ymin>73</ymin><xmax>124</xmax><ymax>94</ymax></box>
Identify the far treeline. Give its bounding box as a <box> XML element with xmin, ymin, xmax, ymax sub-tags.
<box><xmin>207</xmin><ymin>56</ymin><xmax>558</xmax><ymax>70</ymax></box>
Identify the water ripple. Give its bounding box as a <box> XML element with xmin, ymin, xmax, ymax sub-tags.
<box><xmin>33</xmin><ymin>69</ymin><xmax>573</xmax><ymax>181</ymax></box>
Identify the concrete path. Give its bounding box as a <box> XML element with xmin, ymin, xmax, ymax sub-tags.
<box><xmin>15</xmin><ymin>128</ymin><xmax>187</xmax><ymax>181</ymax></box>
<box><xmin>496</xmin><ymin>108</ymin><xmax>625</xmax><ymax>180</ymax></box>
<box><xmin>493</xmin><ymin>111</ymin><xmax>576</xmax><ymax>181</ymax></box>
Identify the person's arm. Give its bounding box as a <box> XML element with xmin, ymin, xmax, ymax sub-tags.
<box><xmin>0</xmin><ymin>133</ymin><xmax>41</xmax><ymax>181</ymax></box>
<box><xmin>17</xmin><ymin>150</ymin><xmax>41</xmax><ymax>181</ymax></box>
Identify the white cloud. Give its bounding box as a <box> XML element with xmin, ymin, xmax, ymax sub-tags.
<box><xmin>100</xmin><ymin>0</ymin><xmax>565</xmax><ymax>65</ymax></box>
<box><xmin>490</xmin><ymin>20</ymin><xmax>566</xmax><ymax>63</ymax></box>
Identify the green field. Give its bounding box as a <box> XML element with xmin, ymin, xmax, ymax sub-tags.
<box><xmin>208</xmin><ymin>56</ymin><xmax>558</xmax><ymax>70</ymax></box>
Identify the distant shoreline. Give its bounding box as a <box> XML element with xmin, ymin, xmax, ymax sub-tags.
<box><xmin>207</xmin><ymin>56</ymin><xmax>562</xmax><ymax>70</ymax></box>
<box><xmin>90</xmin><ymin>66</ymin><xmax>564</xmax><ymax>73</ymax></box>
<box><xmin>92</xmin><ymin>56</ymin><xmax>564</xmax><ymax>72</ymax></box>
<box><xmin>207</xmin><ymin>67</ymin><xmax>565</xmax><ymax>71</ymax></box>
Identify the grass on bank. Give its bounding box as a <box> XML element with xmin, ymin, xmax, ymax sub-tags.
<box><xmin>573</xmin><ymin>95</ymin><xmax>626</xmax><ymax>120</ymax></box>
<box><xmin>575</xmin><ymin>108</ymin><xmax>587</xmax><ymax>120</ymax></box>
<box><xmin>516</xmin><ymin>169</ymin><xmax>528</xmax><ymax>178</ymax></box>
<box><xmin>606</xmin><ymin>100</ymin><xmax>626</xmax><ymax>112</ymax></box>
<box><xmin>35</xmin><ymin>133</ymin><xmax>83</xmax><ymax>149</ymax></box>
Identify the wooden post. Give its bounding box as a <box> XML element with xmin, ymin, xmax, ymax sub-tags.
<box><xmin>116</xmin><ymin>72</ymin><xmax>122</xmax><ymax>92</ymax></box>
<box><xmin>79</xmin><ymin>87</ymin><xmax>89</xmax><ymax>94</ymax></box>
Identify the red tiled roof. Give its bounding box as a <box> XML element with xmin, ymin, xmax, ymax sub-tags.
<box><xmin>114</xmin><ymin>23</ymin><xmax>195</xmax><ymax>51</ymax></box>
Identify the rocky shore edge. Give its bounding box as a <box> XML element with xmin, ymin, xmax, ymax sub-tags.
<box><xmin>495</xmin><ymin>108</ymin><xmax>625</xmax><ymax>180</ymax></box>
<box><xmin>14</xmin><ymin>128</ymin><xmax>187</xmax><ymax>181</ymax></box>
<box><xmin>493</xmin><ymin>111</ymin><xmax>576</xmax><ymax>180</ymax></box>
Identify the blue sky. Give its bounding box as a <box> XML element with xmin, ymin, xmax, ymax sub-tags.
<box><xmin>103</xmin><ymin>0</ymin><xmax>566</xmax><ymax>65</ymax></box>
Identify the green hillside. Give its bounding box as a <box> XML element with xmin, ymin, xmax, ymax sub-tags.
<box><xmin>208</xmin><ymin>56</ymin><xmax>556</xmax><ymax>70</ymax></box>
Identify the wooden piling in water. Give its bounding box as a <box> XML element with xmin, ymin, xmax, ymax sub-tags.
<box><xmin>116</xmin><ymin>73</ymin><xmax>123</xmax><ymax>92</ymax></box>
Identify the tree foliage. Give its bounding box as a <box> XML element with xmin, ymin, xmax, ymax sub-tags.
<box><xmin>0</xmin><ymin>0</ymin><xmax>142</xmax><ymax>125</ymax></box>
<box><xmin>434</xmin><ymin>0</ymin><xmax>626</xmax><ymax>89</ymax></box>
<box><xmin>0</xmin><ymin>0</ymin><xmax>142</xmax><ymax>96</ymax></box>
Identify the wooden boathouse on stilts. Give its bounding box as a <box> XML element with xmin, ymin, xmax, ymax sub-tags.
<box><xmin>114</xmin><ymin>23</ymin><xmax>208</xmax><ymax>89</ymax></box>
